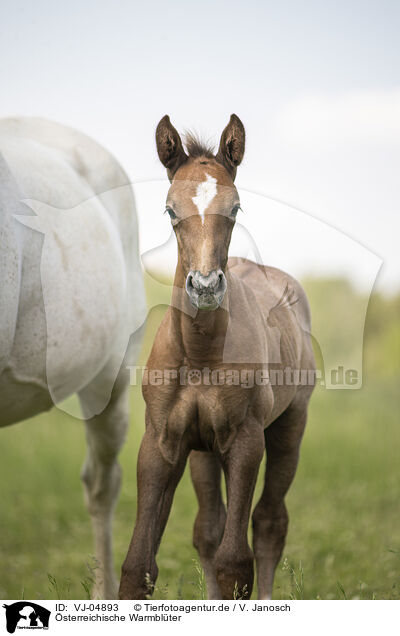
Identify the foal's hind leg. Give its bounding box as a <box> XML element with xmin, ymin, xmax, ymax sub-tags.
<box><xmin>190</xmin><ymin>451</ymin><xmax>226</xmax><ymax>599</ymax></box>
<box><xmin>79</xmin><ymin>378</ymin><xmax>129</xmax><ymax>599</ymax></box>
<box><xmin>252</xmin><ymin>399</ymin><xmax>308</xmax><ymax>599</ymax></box>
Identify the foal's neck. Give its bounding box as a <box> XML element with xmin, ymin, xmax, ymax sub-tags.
<box><xmin>171</xmin><ymin>263</ymin><xmax>229</xmax><ymax>366</ymax></box>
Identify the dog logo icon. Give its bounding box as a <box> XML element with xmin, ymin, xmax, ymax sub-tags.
<box><xmin>2</xmin><ymin>602</ymin><xmax>50</xmax><ymax>633</ymax></box>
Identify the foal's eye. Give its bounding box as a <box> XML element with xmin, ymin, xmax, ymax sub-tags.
<box><xmin>230</xmin><ymin>204</ymin><xmax>241</xmax><ymax>219</ymax></box>
<box><xmin>165</xmin><ymin>206</ymin><xmax>178</xmax><ymax>221</ymax></box>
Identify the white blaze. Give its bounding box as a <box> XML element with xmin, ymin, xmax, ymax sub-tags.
<box><xmin>192</xmin><ymin>173</ymin><xmax>217</xmax><ymax>224</ymax></box>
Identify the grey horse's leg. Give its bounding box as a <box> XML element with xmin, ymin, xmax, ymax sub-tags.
<box><xmin>252</xmin><ymin>399</ymin><xmax>308</xmax><ymax>600</ymax></box>
<box><xmin>79</xmin><ymin>377</ymin><xmax>129</xmax><ymax>599</ymax></box>
<box><xmin>190</xmin><ymin>451</ymin><xmax>226</xmax><ymax>599</ymax></box>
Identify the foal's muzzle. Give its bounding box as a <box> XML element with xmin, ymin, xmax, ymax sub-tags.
<box><xmin>185</xmin><ymin>269</ymin><xmax>227</xmax><ymax>310</ymax></box>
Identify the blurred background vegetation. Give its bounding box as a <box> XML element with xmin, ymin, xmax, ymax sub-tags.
<box><xmin>0</xmin><ymin>275</ymin><xmax>399</xmax><ymax>600</ymax></box>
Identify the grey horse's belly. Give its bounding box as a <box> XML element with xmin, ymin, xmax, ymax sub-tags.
<box><xmin>0</xmin><ymin>368</ymin><xmax>52</xmax><ymax>427</ymax></box>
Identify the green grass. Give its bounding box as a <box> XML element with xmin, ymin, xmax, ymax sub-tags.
<box><xmin>0</xmin><ymin>377</ymin><xmax>398</xmax><ymax>600</ymax></box>
<box><xmin>0</xmin><ymin>283</ymin><xmax>399</xmax><ymax>600</ymax></box>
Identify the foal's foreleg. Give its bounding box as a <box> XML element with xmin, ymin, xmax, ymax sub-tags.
<box><xmin>252</xmin><ymin>402</ymin><xmax>307</xmax><ymax>600</ymax></box>
<box><xmin>119</xmin><ymin>426</ymin><xmax>188</xmax><ymax>599</ymax></box>
<box><xmin>190</xmin><ymin>451</ymin><xmax>226</xmax><ymax>599</ymax></box>
<box><xmin>214</xmin><ymin>419</ymin><xmax>264</xmax><ymax>599</ymax></box>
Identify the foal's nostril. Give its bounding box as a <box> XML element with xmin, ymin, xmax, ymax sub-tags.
<box><xmin>186</xmin><ymin>273</ymin><xmax>194</xmax><ymax>291</ymax></box>
<box><xmin>216</xmin><ymin>270</ymin><xmax>227</xmax><ymax>294</ymax></box>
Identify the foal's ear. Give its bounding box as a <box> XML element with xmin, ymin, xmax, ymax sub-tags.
<box><xmin>156</xmin><ymin>115</ymin><xmax>188</xmax><ymax>181</ymax></box>
<box><xmin>216</xmin><ymin>114</ymin><xmax>245</xmax><ymax>181</ymax></box>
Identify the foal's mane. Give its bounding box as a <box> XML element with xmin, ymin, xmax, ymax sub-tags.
<box><xmin>184</xmin><ymin>131</ymin><xmax>215</xmax><ymax>159</ymax></box>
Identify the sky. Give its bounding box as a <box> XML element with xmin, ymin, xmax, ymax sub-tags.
<box><xmin>1</xmin><ymin>0</ymin><xmax>399</xmax><ymax>293</ymax></box>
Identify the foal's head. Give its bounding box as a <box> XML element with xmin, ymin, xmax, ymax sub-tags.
<box><xmin>156</xmin><ymin>114</ymin><xmax>245</xmax><ymax>311</ymax></box>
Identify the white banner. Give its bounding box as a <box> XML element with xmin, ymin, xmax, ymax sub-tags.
<box><xmin>1</xmin><ymin>599</ymin><xmax>398</xmax><ymax>636</ymax></box>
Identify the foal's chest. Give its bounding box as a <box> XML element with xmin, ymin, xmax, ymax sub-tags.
<box><xmin>145</xmin><ymin>369</ymin><xmax>272</xmax><ymax>459</ymax></box>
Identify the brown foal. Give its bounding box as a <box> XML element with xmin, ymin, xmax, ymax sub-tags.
<box><xmin>119</xmin><ymin>114</ymin><xmax>315</xmax><ymax>600</ymax></box>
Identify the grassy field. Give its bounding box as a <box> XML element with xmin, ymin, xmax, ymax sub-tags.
<box><xmin>0</xmin><ymin>281</ymin><xmax>399</xmax><ymax>600</ymax></box>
